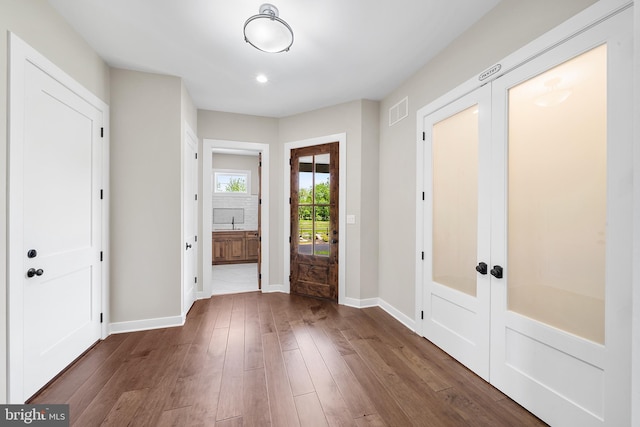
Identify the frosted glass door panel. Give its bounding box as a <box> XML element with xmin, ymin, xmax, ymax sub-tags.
<box><xmin>507</xmin><ymin>45</ymin><xmax>607</xmax><ymax>343</ymax></box>
<box><xmin>433</xmin><ymin>105</ymin><xmax>479</xmax><ymax>297</ymax></box>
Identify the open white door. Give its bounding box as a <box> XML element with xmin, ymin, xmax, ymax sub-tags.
<box><xmin>182</xmin><ymin>126</ymin><xmax>198</xmax><ymax>316</ymax></box>
<box><xmin>421</xmin><ymin>85</ymin><xmax>492</xmax><ymax>380</ymax></box>
<box><xmin>8</xmin><ymin>34</ymin><xmax>107</xmax><ymax>402</ymax></box>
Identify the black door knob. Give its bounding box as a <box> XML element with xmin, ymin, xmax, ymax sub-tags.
<box><xmin>27</xmin><ymin>268</ymin><xmax>44</xmax><ymax>278</ymax></box>
<box><xmin>490</xmin><ymin>265</ymin><xmax>503</xmax><ymax>279</ymax></box>
<box><xmin>476</xmin><ymin>262</ymin><xmax>488</xmax><ymax>275</ymax></box>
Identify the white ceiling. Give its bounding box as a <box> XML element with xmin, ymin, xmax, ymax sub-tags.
<box><xmin>48</xmin><ymin>0</ymin><xmax>500</xmax><ymax>118</ymax></box>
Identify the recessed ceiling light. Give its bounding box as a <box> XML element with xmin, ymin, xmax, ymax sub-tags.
<box><xmin>256</xmin><ymin>74</ymin><xmax>268</xmax><ymax>83</ymax></box>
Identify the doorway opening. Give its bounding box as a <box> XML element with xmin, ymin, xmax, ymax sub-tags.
<box><xmin>202</xmin><ymin>140</ymin><xmax>270</xmax><ymax>297</ymax></box>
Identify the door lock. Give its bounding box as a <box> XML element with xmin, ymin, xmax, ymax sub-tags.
<box><xmin>27</xmin><ymin>268</ymin><xmax>44</xmax><ymax>278</ymax></box>
<box><xmin>27</xmin><ymin>249</ymin><xmax>38</xmax><ymax>258</ymax></box>
<box><xmin>186</xmin><ymin>243</ymin><xmax>192</xmax><ymax>250</ymax></box>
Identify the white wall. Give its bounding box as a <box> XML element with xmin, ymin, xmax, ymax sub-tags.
<box><xmin>0</xmin><ymin>0</ymin><xmax>110</xmax><ymax>403</ymax></box>
<box><xmin>110</xmin><ymin>69</ymin><xmax>183</xmax><ymax>325</ymax></box>
<box><xmin>377</xmin><ymin>0</ymin><xmax>599</xmax><ymax>319</ymax></box>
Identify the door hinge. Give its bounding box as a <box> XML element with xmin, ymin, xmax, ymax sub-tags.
<box><xmin>421</xmin><ymin>252</ymin><xmax>425</xmax><ymax>260</ymax></box>
<box><xmin>259</xmin><ymin>236</ymin><xmax>261</xmax><ymax>242</ymax></box>
<box><xmin>195</xmin><ymin>153</ymin><xmax>198</xmax><ymax>159</ymax></box>
<box><xmin>100</xmin><ymin>251</ymin><xmax>103</xmax><ymax>262</ymax></box>
<box><xmin>259</xmin><ymin>273</ymin><xmax>262</xmax><ymax>280</ymax></box>
<box><xmin>194</xmin><ymin>277</ymin><xmax>197</xmax><ymax>284</ymax></box>
<box><xmin>422</xmin><ymin>192</ymin><xmax>425</xmax><ymax>201</ymax></box>
<box><xmin>100</xmin><ymin>313</ymin><xmax>103</xmax><ymax>323</ymax></box>
<box><xmin>101</xmin><ymin>127</ymin><xmax>104</xmax><ymax>138</ymax></box>
<box><xmin>259</xmin><ymin>198</ymin><xmax>262</xmax><ymax>205</ymax></box>
<box><xmin>289</xmin><ymin>158</ymin><xmax>292</xmax><ymax>166</ymax></box>
<box><xmin>422</xmin><ymin>131</ymin><xmax>425</xmax><ymax>141</ymax></box>
<box><xmin>259</xmin><ymin>161</ymin><xmax>262</xmax><ymax>167</ymax></box>
<box><xmin>289</xmin><ymin>236</ymin><xmax>291</xmax><ymax>243</ymax></box>
<box><xmin>195</xmin><ymin>194</ymin><xmax>197</xmax><ymax>201</ymax></box>
<box><xmin>421</xmin><ymin>311</ymin><xmax>424</xmax><ymax>320</ymax></box>
<box><xmin>100</xmin><ymin>189</ymin><xmax>104</xmax><ymax>200</ymax></box>
<box><xmin>289</xmin><ymin>197</ymin><xmax>291</xmax><ymax>204</ymax></box>
<box><xmin>195</xmin><ymin>235</ymin><xmax>198</xmax><ymax>242</ymax></box>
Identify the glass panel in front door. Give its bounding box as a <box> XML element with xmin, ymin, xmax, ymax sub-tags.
<box><xmin>314</xmin><ymin>153</ymin><xmax>330</xmax><ymax>256</ymax></box>
<box><xmin>507</xmin><ymin>44</ymin><xmax>606</xmax><ymax>344</ymax></box>
<box><xmin>297</xmin><ymin>154</ymin><xmax>331</xmax><ymax>257</ymax></box>
<box><xmin>432</xmin><ymin>105</ymin><xmax>479</xmax><ymax>297</ymax></box>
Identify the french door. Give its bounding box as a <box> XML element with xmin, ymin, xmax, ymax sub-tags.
<box><xmin>421</xmin><ymin>7</ymin><xmax>632</xmax><ymax>426</ymax></box>
<box><xmin>290</xmin><ymin>142</ymin><xmax>339</xmax><ymax>301</ymax></box>
<box><xmin>422</xmin><ymin>85</ymin><xmax>492</xmax><ymax>380</ymax></box>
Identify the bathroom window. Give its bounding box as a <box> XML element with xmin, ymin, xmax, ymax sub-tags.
<box><xmin>214</xmin><ymin>170</ymin><xmax>250</xmax><ymax>194</ymax></box>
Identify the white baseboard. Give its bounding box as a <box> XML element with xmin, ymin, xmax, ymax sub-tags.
<box><xmin>343</xmin><ymin>297</ymin><xmax>416</xmax><ymax>332</ymax></box>
<box><xmin>343</xmin><ymin>297</ymin><xmax>378</xmax><ymax>308</ymax></box>
<box><xmin>109</xmin><ymin>315</ymin><xmax>185</xmax><ymax>334</ymax></box>
<box><xmin>263</xmin><ymin>283</ymin><xmax>287</xmax><ymax>293</ymax></box>
<box><xmin>378</xmin><ymin>298</ymin><xmax>416</xmax><ymax>332</ymax></box>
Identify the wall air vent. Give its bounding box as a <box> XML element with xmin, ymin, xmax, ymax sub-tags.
<box><xmin>389</xmin><ymin>96</ymin><xmax>408</xmax><ymax>127</ymax></box>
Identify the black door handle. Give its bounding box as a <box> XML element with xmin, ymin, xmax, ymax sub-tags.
<box><xmin>186</xmin><ymin>243</ymin><xmax>192</xmax><ymax>250</ymax></box>
<box><xmin>475</xmin><ymin>262</ymin><xmax>487</xmax><ymax>275</ymax></box>
<box><xmin>490</xmin><ymin>265</ymin><xmax>503</xmax><ymax>279</ymax></box>
<box><xmin>27</xmin><ymin>268</ymin><xmax>44</xmax><ymax>278</ymax></box>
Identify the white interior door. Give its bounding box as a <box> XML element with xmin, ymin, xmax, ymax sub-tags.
<box><xmin>182</xmin><ymin>127</ymin><xmax>198</xmax><ymax>315</ymax></box>
<box><xmin>421</xmin><ymin>85</ymin><xmax>492</xmax><ymax>380</ymax></box>
<box><xmin>419</xmin><ymin>6</ymin><xmax>633</xmax><ymax>426</ymax></box>
<box><xmin>9</xmin><ymin>36</ymin><xmax>104</xmax><ymax>401</ymax></box>
<box><xmin>489</xmin><ymin>9</ymin><xmax>633</xmax><ymax>426</ymax></box>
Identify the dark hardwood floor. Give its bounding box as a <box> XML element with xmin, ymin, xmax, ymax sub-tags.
<box><xmin>31</xmin><ymin>292</ymin><xmax>547</xmax><ymax>426</ymax></box>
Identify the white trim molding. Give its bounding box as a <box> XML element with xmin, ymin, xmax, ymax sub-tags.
<box><xmin>109</xmin><ymin>315</ymin><xmax>185</xmax><ymax>335</ymax></box>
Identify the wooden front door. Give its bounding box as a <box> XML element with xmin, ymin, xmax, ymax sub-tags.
<box><xmin>290</xmin><ymin>143</ymin><xmax>339</xmax><ymax>301</ymax></box>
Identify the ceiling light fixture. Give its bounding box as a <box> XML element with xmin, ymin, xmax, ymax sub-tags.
<box><xmin>243</xmin><ymin>3</ymin><xmax>294</xmax><ymax>53</ymax></box>
<box><xmin>256</xmin><ymin>74</ymin><xmax>268</xmax><ymax>83</ymax></box>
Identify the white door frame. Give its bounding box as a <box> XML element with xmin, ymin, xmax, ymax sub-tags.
<box><xmin>283</xmin><ymin>133</ymin><xmax>347</xmax><ymax>304</ymax></box>
<box><xmin>201</xmin><ymin>139</ymin><xmax>270</xmax><ymax>297</ymax></box>
<box><xmin>7</xmin><ymin>33</ymin><xmax>110</xmax><ymax>403</ymax></box>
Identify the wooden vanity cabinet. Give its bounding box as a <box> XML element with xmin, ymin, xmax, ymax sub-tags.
<box><xmin>212</xmin><ymin>231</ymin><xmax>259</xmax><ymax>264</ymax></box>
<box><xmin>246</xmin><ymin>231</ymin><xmax>259</xmax><ymax>261</ymax></box>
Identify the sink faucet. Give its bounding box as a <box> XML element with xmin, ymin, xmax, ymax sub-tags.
<box><xmin>232</xmin><ymin>216</ymin><xmax>235</xmax><ymax>230</ymax></box>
